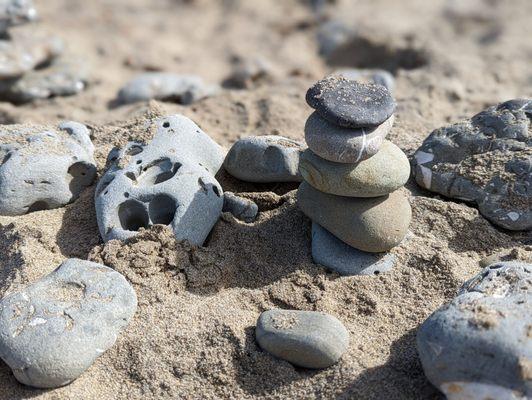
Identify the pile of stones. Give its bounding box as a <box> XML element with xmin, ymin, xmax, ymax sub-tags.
<box><xmin>298</xmin><ymin>76</ymin><xmax>411</xmax><ymax>275</ymax></box>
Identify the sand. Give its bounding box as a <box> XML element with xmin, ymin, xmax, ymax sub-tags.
<box><xmin>0</xmin><ymin>0</ymin><xmax>531</xmax><ymax>399</ymax></box>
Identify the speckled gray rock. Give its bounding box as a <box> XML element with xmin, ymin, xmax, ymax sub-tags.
<box><xmin>0</xmin><ymin>121</ymin><xmax>96</xmax><ymax>215</ymax></box>
<box><xmin>306</xmin><ymin>76</ymin><xmax>396</xmax><ymax>128</ymax></box>
<box><xmin>256</xmin><ymin>309</ymin><xmax>349</xmax><ymax>369</ymax></box>
<box><xmin>299</xmin><ymin>141</ymin><xmax>409</xmax><ymax>197</ymax></box>
<box><xmin>0</xmin><ymin>0</ymin><xmax>36</xmax><ymax>32</ymax></box>
<box><xmin>223</xmin><ymin>135</ymin><xmax>305</xmax><ymax>182</ymax></box>
<box><xmin>332</xmin><ymin>68</ymin><xmax>395</xmax><ymax>93</ymax></box>
<box><xmin>417</xmin><ymin>261</ymin><xmax>531</xmax><ymax>399</ymax></box>
<box><xmin>222</xmin><ymin>192</ymin><xmax>258</xmax><ymax>223</ymax></box>
<box><xmin>413</xmin><ymin>99</ymin><xmax>531</xmax><ymax>231</ymax></box>
<box><xmin>312</xmin><ymin>223</ymin><xmax>395</xmax><ymax>276</ymax></box>
<box><xmin>305</xmin><ymin>112</ymin><xmax>394</xmax><ymax>163</ymax></box>
<box><xmin>0</xmin><ymin>258</ymin><xmax>137</xmax><ymax>388</ymax></box>
<box><xmin>298</xmin><ymin>181</ymin><xmax>411</xmax><ymax>252</ymax></box>
<box><xmin>95</xmin><ymin>114</ymin><xmax>224</xmax><ymax>245</ymax></box>
<box><xmin>117</xmin><ymin>73</ymin><xmax>218</xmax><ymax>105</ymax></box>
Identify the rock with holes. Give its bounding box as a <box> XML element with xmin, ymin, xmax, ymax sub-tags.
<box><xmin>222</xmin><ymin>191</ymin><xmax>258</xmax><ymax>222</ymax></box>
<box><xmin>0</xmin><ymin>0</ymin><xmax>37</xmax><ymax>33</ymax></box>
<box><xmin>223</xmin><ymin>135</ymin><xmax>305</xmax><ymax>182</ymax></box>
<box><xmin>332</xmin><ymin>68</ymin><xmax>395</xmax><ymax>93</ymax></box>
<box><xmin>413</xmin><ymin>99</ymin><xmax>532</xmax><ymax>231</ymax></box>
<box><xmin>0</xmin><ymin>258</ymin><xmax>137</xmax><ymax>388</ymax></box>
<box><xmin>0</xmin><ymin>121</ymin><xmax>96</xmax><ymax>215</ymax></box>
<box><xmin>417</xmin><ymin>261</ymin><xmax>532</xmax><ymax>399</ymax></box>
<box><xmin>256</xmin><ymin>309</ymin><xmax>349</xmax><ymax>369</ymax></box>
<box><xmin>95</xmin><ymin>114</ymin><xmax>225</xmax><ymax>245</ymax></box>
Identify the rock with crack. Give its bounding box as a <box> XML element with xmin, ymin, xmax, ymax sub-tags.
<box><xmin>0</xmin><ymin>258</ymin><xmax>137</xmax><ymax>389</ymax></box>
<box><xmin>0</xmin><ymin>121</ymin><xmax>96</xmax><ymax>215</ymax></box>
<box><xmin>413</xmin><ymin>99</ymin><xmax>532</xmax><ymax>231</ymax></box>
<box><xmin>95</xmin><ymin>114</ymin><xmax>225</xmax><ymax>245</ymax></box>
<box><xmin>0</xmin><ymin>0</ymin><xmax>37</xmax><ymax>33</ymax></box>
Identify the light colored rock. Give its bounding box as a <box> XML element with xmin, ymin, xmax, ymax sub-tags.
<box><xmin>222</xmin><ymin>191</ymin><xmax>258</xmax><ymax>222</ymax></box>
<box><xmin>95</xmin><ymin>114</ymin><xmax>225</xmax><ymax>245</ymax></box>
<box><xmin>0</xmin><ymin>258</ymin><xmax>137</xmax><ymax>388</ymax></box>
<box><xmin>0</xmin><ymin>0</ymin><xmax>37</xmax><ymax>33</ymax></box>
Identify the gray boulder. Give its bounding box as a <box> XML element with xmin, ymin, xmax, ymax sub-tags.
<box><xmin>0</xmin><ymin>258</ymin><xmax>137</xmax><ymax>388</ymax></box>
<box><xmin>95</xmin><ymin>114</ymin><xmax>225</xmax><ymax>245</ymax></box>
<box><xmin>222</xmin><ymin>191</ymin><xmax>258</xmax><ymax>222</ymax></box>
<box><xmin>0</xmin><ymin>0</ymin><xmax>37</xmax><ymax>33</ymax></box>
<box><xmin>417</xmin><ymin>261</ymin><xmax>531</xmax><ymax>399</ymax></box>
<box><xmin>413</xmin><ymin>99</ymin><xmax>531</xmax><ymax>231</ymax></box>
<box><xmin>0</xmin><ymin>121</ymin><xmax>96</xmax><ymax>215</ymax></box>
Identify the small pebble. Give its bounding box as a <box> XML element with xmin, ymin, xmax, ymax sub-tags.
<box><xmin>222</xmin><ymin>191</ymin><xmax>258</xmax><ymax>222</ymax></box>
<box><xmin>0</xmin><ymin>0</ymin><xmax>37</xmax><ymax>33</ymax></box>
<box><xmin>316</xmin><ymin>20</ymin><xmax>355</xmax><ymax>58</ymax></box>
<box><xmin>223</xmin><ymin>57</ymin><xmax>274</xmax><ymax>89</ymax></box>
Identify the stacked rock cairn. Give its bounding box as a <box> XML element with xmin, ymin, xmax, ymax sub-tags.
<box><xmin>298</xmin><ymin>76</ymin><xmax>411</xmax><ymax>275</ymax></box>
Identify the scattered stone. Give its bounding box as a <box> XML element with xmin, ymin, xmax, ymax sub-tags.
<box><xmin>0</xmin><ymin>0</ymin><xmax>37</xmax><ymax>33</ymax></box>
<box><xmin>332</xmin><ymin>68</ymin><xmax>395</xmax><ymax>93</ymax></box>
<box><xmin>299</xmin><ymin>140</ymin><xmax>409</xmax><ymax>197</ymax></box>
<box><xmin>223</xmin><ymin>57</ymin><xmax>274</xmax><ymax>89</ymax></box>
<box><xmin>417</xmin><ymin>261</ymin><xmax>532</xmax><ymax>399</ymax></box>
<box><xmin>117</xmin><ymin>73</ymin><xmax>218</xmax><ymax>105</ymax></box>
<box><xmin>0</xmin><ymin>258</ymin><xmax>137</xmax><ymax>388</ymax></box>
<box><xmin>95</xmin><ymin>114</ymin><xmax>225</xmax><ymax>245</ymax></box>
<box><xmin>255</xmin><ymin>309</ymin><xmax>349</xmax><ymax>369</ymax></box>
<box><xmin>306</xmin><ymin>76</ymin><xmax>396</xmax><ymax>128</ymax></box>
<box><xmin>0</xmin><ymin>121</ymin><xmax>96</xmax><ymax>215</ymax></box>
<box><xmin>412</xmin><ymin>99</ymin><xmax>532</xmax><ymax>230</ymax></box>
<box><xmin>305</xmin><ymin>112</ymin><xmax>393</xmax><ymax>163</ymax></box>
<box><xmin>223</xmin><ymin>135</ymin><xmax>305</xmax><ymax>183</ymax></box>
<box><xmin>316</xmin><ymin>20</ymin><xmax>356</xmax><ymax>58</ymax></box>
<box><xmin>297</xmin><ymin>181</ymin><xmax>411</xmax><ymax>252</ymax></box>
<box><xmin>222</xmin><ymin>191</ymin><xmax>258</xmax><ymax>223</ymax></box>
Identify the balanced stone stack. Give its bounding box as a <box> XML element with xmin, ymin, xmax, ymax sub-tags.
<box><xmin>298</xmin><ymin>76</ymin><xmax>411</xmax><ymax>275</ymax></box>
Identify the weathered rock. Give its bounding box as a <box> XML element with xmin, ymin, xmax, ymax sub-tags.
<box><xmin>299</xmin><ymin>140</ymin><xmax>409</xmax><ymax>197</ymax></box>
<box><xmin>417</xmin><ymin>261</ymin><xmax>532</xmax><ymax>399</ymax></box>
<box><xmin>332</xmin><ymin>68</ymin><xmax>395</xmax><ymax>93</ymax></box>
<box><xmin>305</xmin><ymin>112</ymin><xmax>393</xmax><ymax>163</ymax></box>
<box><xmin>0</xmin><ymin>258</ymin><xmax>137</xmax><ymax>388</ymax></box>
<box><xmin>0</xmin><ymin>0</ymin><xmax>36</xmax><ymax>33</ymax></box>
<box><xmin>0</xmin><ymin>121</ymin><xmax>96</xmax><ymax>215</ymax></box>
<box><xmin>223</xmin><ymin>135</ymin><xmax>304</xmax><ymax>182</ymax></box>
<box><xmin>117</xmin><ymin>73</ymin><xmax>218</xmax><ymax>105</ymax></box>
<box><xmin>256</xmin><ymin>309</ymin><xmax>349</xmax><ymax>369</ymax></box>
<box><xmin>297</xmin><ymin>181</ymin><xmax>411</xmax><ymax>252</ymax></box>
<box><xmin>95</xmin><ymin>114</ymin><xmax>225</xmax><ymax>245</ymax></box>
<box><xmin>222</xmin><ymin>191</ymin><xmax>258</xmax><ymax>222</ymax></box>
<box><xmin>306</xmin><ymin>76</ymin><xmax>396</xmax><ymax>128</ymax></box>
<box><xmin>413</xmin><ymin>99</ymin><xmax>531</xmax><ymax>231</ymax></box>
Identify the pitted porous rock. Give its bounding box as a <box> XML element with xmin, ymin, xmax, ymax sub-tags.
<box><xmin>0</xmin><ymin>0</ymin><xmax>37</xmax><ymax>33</ymax></box>
<box><xmin>413</xmin><ymin>99</ymin><xmax>531</xmax><ymax>231</ymax></box>
<box><xmin>0</xmin><ymin>121</ymin><xmax>96</xmax><ymax>215</ymax></box>
<box><xmin>0</xmin><ymin>258</ymin><xmax>137</xmax><ymax>389</ymax></box>
<box><xmin>95</xmin><ymin>114</ymin><xmax>225</xmax><ymax>245</ymax></box>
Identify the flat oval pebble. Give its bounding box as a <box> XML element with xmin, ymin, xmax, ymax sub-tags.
<box><xmin>297</xmin><ymin>181</ymin><xmax>411</xmax><ymax>252</ymax></box>
<box><xmin>417</xmin><ymin>261</ymin><xmax>531</xmax><ymax>399</ymax></box>
<box><xmin>305</xmin><ymin>111</ymin><xmax>393</xmax><ymax>163</ymax></box>
<box><xmin>306</xmin><ymin>76</ymin><xmax>396</xmax><ymax>128</ymax></box>
<box><xmin>255</xmin><ymin>309</ymin><xmax>349</xmax><ymax>369</ymax></box>
<box><xmin>299</xmin><ymin>140</ymin><xmax>410</xmax><ymax>197</ymax></box>
<box><xmin>0</xmin><ymin>258</ymin><xmax>137</xmax><ymax>388</ymax></box>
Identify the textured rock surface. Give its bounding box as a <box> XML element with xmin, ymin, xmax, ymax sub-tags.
<box><xmin>417</xmin><ymin>261</ymin><xmax>532</xmax><ymax>399</ymax></box>
<box><xmin>305</xmin><ymin>112</ymin><xmax>393</xmax><ymax>163</ymax></box>
<box><xmin>0</xmin><ymin>121</ymin><xmax>96</xmax><ymax>215</ymax></box>
<box><xmin>223</xmin><ymin>135</ymin><xmax>304</xmax><ymax>182</ymax></box>
<box><xmin>299</xmin><ymin>140</ymin><xmax>409</xmax><ymax>197</ymax></box>
<box><xmin>332</xmin><ymin>68</ymin><xmax>395</xmax><ymax>93</ymax></box>
<box><xmin>0</xmin><ymin>258</ymin><xmax>137</xmax><ymax>388</ymax></box>
<box><xmin>95</xmin><ymin>114</ymin><xmax>224</xmax><ymax>244</ymax></box>
<box><xmin>222</xmin><ymin>191</ymin><xmax>258</xmax><ymax>222</ymax></box>
<box><xmin>256</xmin><ymin>309</ymin><xmax>349</xmax><ymax>369</ymax></box>
<box><xmin>413</xmin><ymin>99</ymin><xmax>531</xmax><ymax>230</ymax></box>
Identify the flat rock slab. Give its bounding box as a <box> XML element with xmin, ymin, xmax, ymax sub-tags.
<box><xmin>0</xmin><ymin>258</ymin><xmax>137</xmax><ymax>388</ymax></box>
<box><xmin>417</xmin><ymin>261</ymin><xmax>531</xmax><ymax>400</ymax></box>
<box><xmin>256</xmin><ymin>309</ymin><xmax>349</xmax><ymax>369</ymax></box>
<box><xmin>95</xmin><ymin>114</ymin><xmax>225</xmax><ymax>245</ymax></box>
<box><xmin>0</xmin><ymin>121</ymin><xmax>96</xmax><ymax>215</ymax></box>
<box><xmin>306</xmin><ymin>76</ymin><xmax>396</xmax><ymax>128</ymax></box>
<box><xmin>332</xmin><ymin>68</ymin><xmax>395</xmax><ymax>93</ymax></box>
<box><xmin>0</xmin><ymin>0</ymin><xmax>36</xmax><ymax>33</ymax></box>
<box><xmin>413</xmin><ymin>98</ymin><xmax>532</xmax><ymax>231</ymax></box>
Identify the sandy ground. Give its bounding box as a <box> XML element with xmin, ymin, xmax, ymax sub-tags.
<box><xmin>0</xmin><ymin>0</ymin><xmax>531</xmax><ymax>399</ymax></box>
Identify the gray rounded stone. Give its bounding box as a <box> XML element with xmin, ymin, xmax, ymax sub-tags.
<box><xmin>256</xmin><ymin>309</ymin><xmax>349</xmax><ymax>369</ymax></box>
<box><xmin>299</xmin><ymin>140</ymin><xmax>409</xmax><ymax>197</ymax></box>
<box><xmin>95</xmin><ymin>114</ymin><xmax>224</xmax><ymax>245</ymax></box>
<box><xmin>0</xmin><ymin>258</ymin><xmax>137</xmax><ymax>388</ymax></box>
<box><xmin>305</xmin><ymin>112</ymin><xmax>394</xmax><ymax>163</ymax></box>
<box><xmin>306</xmin><ymin>76</ymin><xmax>396</xmax><ymax>128</ymax></box>
<box><xmin>417</xmin><ymin>261</ymin><xmax>531</xmax><ymax>399</ymax></box>
<box><xmin>413</xmin><ymin>99</ymin><xmax>531</xmax><ymax>231</ymax></box>
<box><xmin>332</xmin><ymin>68</ymin><xmax>395</xmax><ymax>93</ymax></box>
<box><xmin>297</xmin><ymin>181</ymin><xmax>411</xmax><ymax>253</ymax></box>
<box><xmin>0</xmin><ymin>0</ymin><xmax>37</xmax><ymax>33</ymax></box>
<box><xmin>316</xmin><ymin>20</ymin><xmax>356</xmax><ymax>58</ymax></box>
<box><xmin>222</xmin><ymin>191</ymin><xmax>258</xmax><ymax>223</ymax></box>
<box><xmin>223</xmin><ymin>135</ymin><xmax>305</xmax><ymax>183</ymax></box>
<box><xmin>0</xmin><ymin>121</ymin><xmax>96</xmax><ymax>215</ymax></box>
